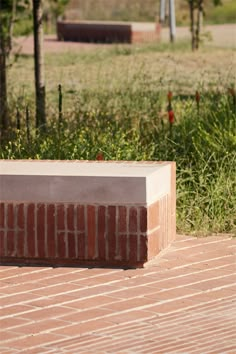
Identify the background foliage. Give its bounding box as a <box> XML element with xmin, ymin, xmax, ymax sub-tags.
<box><xmin>65</xmin><ymin>0</ymin><xmax>236</xmax><ymax>25</ymax></box>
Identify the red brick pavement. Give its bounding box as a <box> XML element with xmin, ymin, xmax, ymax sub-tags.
<box><xmin>0</xmin><ymin>235</ymin><xmax>235</xmax><ymax>353</ymax></box>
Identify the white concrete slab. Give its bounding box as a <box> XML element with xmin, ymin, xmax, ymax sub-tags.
<box><xmin>0</xmin><ymin>160</ymin><xmax>171</xmax><ymax>205</ymax></box>
<box><xmin>0</xmin><ymin>160</ymin><xmax>164</xmax><ymax>177</ymax></box>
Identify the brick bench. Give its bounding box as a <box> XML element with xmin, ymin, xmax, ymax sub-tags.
<box><xmin>0</xmin><ymin>160</ymin><xmax>176</xmax><ymax>268</ymax></box>
<box><xmin>57</xmin><ymin>21</ymin><xmax>132</xmax><ymax>43</ymax></box>
<box><xmin>57</xmin><ymin>21</ymin><xmax>160</xmax><ymax>44</ymax></box>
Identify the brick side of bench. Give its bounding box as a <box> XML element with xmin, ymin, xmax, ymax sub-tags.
<box><xmin>57</xmin><ymin>21</ymin><xmax>160</xmax><ymax>44</ymax></box>
<box><xmin>0</xmin><ymin>161</ymin><xmax>176</xmax><ymax>268</ymax></box>
<box><xmin>57</xmin><ymin>21</ymin><xmax>132</xmax><ymax>43</ymax></box>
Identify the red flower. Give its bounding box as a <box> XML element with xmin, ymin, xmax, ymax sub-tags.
<box><xmin>195</xmin><ymin>90</ymin><xmax>200</xmax><ymax>103</ymax></box>
<box><xmin>96</xmin><ymin>152</ymin><xmax>104</xmax><ymax>161</ymax></box>
<box><xmin>167</xmin><ymin>91</ymin><xmax>173</xmax><ymax>102</ymax></box>
<box><xmin>168</xmin><ymin>110</ymin><xmax>174</xmax><ymax>124</ymax></box>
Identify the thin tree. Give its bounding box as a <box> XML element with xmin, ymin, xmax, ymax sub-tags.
<box><xmin>188</xmin><ymin>0</ymin><xmax>222</xmax><ymax>51</ymax></box>
<box><xmin>188</xmin><ymin>0</ymin><xmax>196</xmax><ymax>50</ymax></box>
<box><xmin>0</xmin><ymin>0</ymin><xmax>30</xmax><ymax>136</ymax></box>
<box><xmin>0</xmin><ymin>0</ymin><xmax>14</xmax><ymax>133</ymax></box>
<box><xmin>195</xmin><ymin>0</ymin><xmax>204</xmax><ymax>49</ymax></box>
<box><xmin>32</xmin><ymin>0</ymin><xmax>46</xmax><ymax>130</ymax></box>
<box><xmin>0</xmin><ymin>24</ymin><xmax>9</xmax><ymax>133</ymax></box>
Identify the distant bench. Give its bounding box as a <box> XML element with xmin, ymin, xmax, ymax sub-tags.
<box><xmin>0</xmin><ymin>160</ymin><xmax>176</xmax><ymax>268</ymax></box>
<box><xmin>57</xmin><ymin>20</ymin><xmax>160</xmax><ymax>44</ymax></box>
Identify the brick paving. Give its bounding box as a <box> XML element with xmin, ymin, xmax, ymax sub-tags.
<box><xmin>0</xmin><ymin>235</ymin><xmax>235</xmax><ymax>353</ymax></box>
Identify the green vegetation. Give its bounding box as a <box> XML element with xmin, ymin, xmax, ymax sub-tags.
<box><xmin>10</xmin><ymin>0</ymin><xmax>69</xmax><ymax>37</ymax></box>
<box><xmin>206</xmin><ymin>1</ymin><xmax>236</xmax><ymax>24</ymax></box>
<box><xmin>66</xmin><ymin>0</ymin><xmax>236</xmax><ymax>25</ymax></box>
<box><xmin>13</xmin><ymin>18</ymin><xmax>33</xmax><ymax>37</ymax></box>
<box><xmin>11</xmin><ymin>0</ymin><xmax>236</xmax><ymax>37</ymax></box>
<box><xmin>1</xmin><ymin>44</ymin><xmax>236</xmax><ymax>235</ymax></box>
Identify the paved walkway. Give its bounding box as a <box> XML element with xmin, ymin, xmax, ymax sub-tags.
<box><xmin>15</xmin><ymin>24</ymin><xmax>236</xmax><ymax>55</ymax></box>
<box><xmin>0</xmin><ymin>235</ymin><xmax>235</xmax><ymax>353</ymax></box>
<box><xmin>161</xmin><ymin>24</ymin><xmax>236</xmax><ymax>49</ymax></box>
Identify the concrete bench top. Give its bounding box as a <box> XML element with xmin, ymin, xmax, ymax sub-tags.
<box><xmin>0</xmin><ymin>160</ymin><xmax>167</xmax><ymax>177</ymax></box>
<box><xmin>0</xmin><ymin>160</ymin><xmax>171</xmax><ymax>205</ymax></box>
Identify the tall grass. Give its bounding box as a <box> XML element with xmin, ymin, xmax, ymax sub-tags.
<box><xmin>2</xmin><ymin>44</ymin><xmax>236</xmax><ymax>235</ymax></box>
<box><xmin>1</xmin><ymin>84</ymin><xmax>235</xmax><ymax>235</ymax></box>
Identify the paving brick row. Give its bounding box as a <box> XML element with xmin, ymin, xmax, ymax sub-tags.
<box><xmin>0</xmin><ymin>258</ymin><xmax>232</xmax><ymax>293</ymax></box>
<box><xmin>0</xmin><ymin>272</ymin><xmax>128</xmax><ymax>296</ymax></box>
<box><xmin>138</xmin><ymin>340</ymin><xmax>198</xmax><ymax>354</ymax></box>
<box><xmin>83</xmin><ymin>322</ymin><xmax>145</xmax><ymax>342</ymax></box>
<box><xmin>134</xmin><ymin>321</ymin><xmax>235</xmax><ymax>345</ymax></box>
<box><xmin>140</xmin><ymin>263</ymin><xmax>234</xmax><ymax>281</ymax></box>
<box><xmin>145</xmin><ymin>299</ymin><xmax>235</xmax><ymax>326</ymax></box>
<box><xmin>94</xmin><ymin>337</ymin><xmax>159</xmax><ymax>353</ymax></box>
<box><xmin>48</xmin><ymin>324</ymin><xmax>235</xmax><ymax>354</ymax></box>
<box><xmin>0</xmin><ymin>266</ymin><xmax>18</xmax><ymax>272</ymax></box>
<box><xmin>188</xmin><ymin>336</ymin><xmax>236</xmax><ymax>353</ymax></box>
<box><xmin>1</xmin><ymin>288</ymin><xmax>234</xmax><ymax>334</ymax></box>
<box><xmin>65</xmin><ymin>324</ymin><xmax>195</xmax><ymax>351</ymax></box>
<box><xmin>106</xmin><ymin>307</ymin><xmax>227</xmax><ymax>332</ymax></box>
<box><xmin>156</xmin><ymin>254</ymin><xmax>235</xmax><ymax>270</ymax></box>
<box><xmin>47</xmin><ymin>333</ymin><xmax>105</xmax><ymax>351</ymax></box>
<box><xmin>0</xmin><ymin>268</ymin><xmax>121</xmax><ymax>288</ymax></box>
<box><xmin>169</xmin><ymin>237</ymin><xmax>235</xmax><ymax>251</ymax></box>
<box><xmin>33</xmin><ymin>304</ymin><xmax>234</xmax><ymax>352</ymax></box>
<box><xmin>0</xmin><ymin>267</ymin><xmax>53</xmax><ymax>280</ymax></box>
<box><xmin>203</xmin><ymin>345</ymin><xmax>236</xmax><ymax>354</ymax></box>
<box><xmin>53</xmin><ymin>334</ymin><xmax>101</xmax><ymax>350</ymax></box>
<box><xmin>1</xmin><ymin>333</ymin><xmax>66</xmax><ymax>350</ymax></box>
<box><xmin>55</xmin><ymin>309</ymin><xmax>235</xmax><ymax>353</ymax></box>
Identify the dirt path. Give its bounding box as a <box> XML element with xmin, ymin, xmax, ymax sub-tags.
<box><xmin>15</xmin><ymin>23</ymin><xmax>235</xmax><ymax>55</ymax></box>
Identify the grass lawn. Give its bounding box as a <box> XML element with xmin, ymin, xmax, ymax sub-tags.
<box><xmin>9</xmin><ymin>42</ymin><xmax>235</xmax><ymax>106</ymax></box>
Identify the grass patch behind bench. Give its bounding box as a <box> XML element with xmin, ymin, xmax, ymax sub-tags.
<box><xmin>2</xmin><ymin>45</ymin><xmax>236</xmax><ymax>235</ymax></box>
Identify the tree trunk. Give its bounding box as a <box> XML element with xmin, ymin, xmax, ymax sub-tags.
<box><xmin>0</xmin><ymin>8</ymin><xmax>9</xmax><ymax>134</ymax></box>
<box><xmin>189</xmin><ymin>0</ymin><xmax>196</xmax><ymax>51</ymax></box>
<box><xmin>196</xmin><ymin>0</ymin><xmax>204</xmax><ymax>50</ymax></box>
<box><xmin>0</xmin><ymin>48</ymin><xmax>8</xmax><ymax>133</ymax></box>
<box><xmin>33</xmin><ymin>0</ymin><xmax>46</xmax><ymax>130</ymax></box>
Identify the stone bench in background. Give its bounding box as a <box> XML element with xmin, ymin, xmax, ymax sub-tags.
<box><xmin>0</xmin><ymin>160</ymin><xmax>176</xmax><ymax>268</ymax></box>
<box><xmin>57</xmin><ymin>20</ymin><xmax>160</xmax><ymax>44</ymax></box>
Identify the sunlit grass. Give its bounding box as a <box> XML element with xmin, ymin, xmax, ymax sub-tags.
<box><xmin>3</xmin><ymin>43</ymin><xmax>236</xmax><ymax>235</ymax></box>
